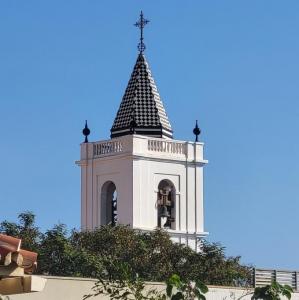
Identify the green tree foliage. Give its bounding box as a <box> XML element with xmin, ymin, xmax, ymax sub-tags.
<box><xmin>84</xmin><ymin>276</ymin><xmax>295</xmax><ymax>300</ymax></box>
<box><xmin>0</xmin><ymin>211</ymin><xmax>40</xmax><ymax>252</ymax></box>
<box><xmin>38</xmin><ymin>224</ymin><xmax>104</xmax><ymax>277</ymax></box>
<box><xmin>252</xmin><ymin>282</ymin><xmax>293</xmax><ymax>300</ymax></box>
<box><xmin>166</xmin><ymin>274</ymin><xmax>208</xmax><ymax>300</ymax></box>
<box><xmin>83</xmin><ymin>269</ymin><xmax>165</xmax><ymax>300</ymax></box>
<box><xmin>84</xmin><ymin>274</ymin><xmax>209</xmax><ymax>300</ymax></box>
<box><xmin>0</xmin><ymin>212</ymin><xmax>251</xmax><ymax>287</ymax></box>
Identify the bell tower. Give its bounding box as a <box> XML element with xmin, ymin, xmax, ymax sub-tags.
<box><xmin>76</xmin><ymin>12</ymin><xmax>208</xmax><ymax>251</ymax></box>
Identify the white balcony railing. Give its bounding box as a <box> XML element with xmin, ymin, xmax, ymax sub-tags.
<box><xmin>147</xmin><ymin>139</ymin><xmax>186</xmax><ymax>155</ymax></box>
<box><xmin>93</xmin><ymin>140</ymin><xmax>123</xmax><ymax>158</ymax></box>
<box><xmin>88</xmin><ymin>135</ymin><xmax>202</xmax><ymax>161</ymax></box>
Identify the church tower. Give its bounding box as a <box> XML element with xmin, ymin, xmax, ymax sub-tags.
<box><xmin>77</xmin><ymin>12</ymin><xmax>208</xmax><ymax>251</ymax></box>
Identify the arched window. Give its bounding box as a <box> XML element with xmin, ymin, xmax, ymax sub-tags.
<box><xmin>157</xmin><ymin>180</ymin><xmax>176</xmax><ymax>229</ymax></box>
<box><xmin>100</xmin><ymin>181</ymin><xmax>117</xmax><ymax>226</ymax></box>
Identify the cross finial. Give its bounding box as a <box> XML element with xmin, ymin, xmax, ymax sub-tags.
<box><xmin>134</xmin><ymin>11</ymin><xmax>150</xmax><ymax>53</ymax></box>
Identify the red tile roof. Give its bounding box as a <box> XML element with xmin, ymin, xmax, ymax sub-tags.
<box><xmin>0</xmin><ymin>234</ymin><xmax>37</xmax><ymax>275</ymax></box>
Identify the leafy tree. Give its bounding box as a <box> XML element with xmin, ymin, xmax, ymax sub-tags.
<box><xmin>37</xmin><ymin>224</ymin><xmax>73</xmax><ymax>275</ymax></box>
<box><xmin>83</xmin><ymin>263</ymin><xmax>165</xmax><ymax>300</ymax></box>
<box><xmin>0</xmin><ymin>212</ymin><xmax>252</xmax><ymax>287</ymax></box>
<box><xmin>71</xmin><ymin>226</ymin><xmax>251</xmax><ymax>286</ymax></box>
<box><xmin>84</xmin><ymin>276</ymin><xmax>294</xmax><ymax>300</ymax></box>
<box><xmin>37</xmin><ymin>224</ymin><xmax>104</xmax><ymax>277</ymax></box>
<box><xmin>0</xmin><ymin>211</ymin><xmax>40</xmax><ymax>252</ymax></box>
<box><xmin>195</xmin><ymin>242</ymin><xmax>251</xmax><ymax>286</ymax></box>
<box><xmin>3</xmin><ymin>212</ymin><xmax>294</xmax><ymax>300</ymax></box>
<box><xmin>84</xmin><ymin>273</ymin><xmax>209</xmax><ymax>300</ymax></box>
<box><xmin>251</xmin><ymin>282</ymin><xmax>293</xmax><ymax>300</ymax></box>
<box><xmin>166</xmin><ymin>274</ymin><xmax>208</xmax><ymax>300</ymax></box>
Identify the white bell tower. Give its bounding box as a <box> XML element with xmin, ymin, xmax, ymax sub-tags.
<box><xmin>76</xmin><ymin>13</ymin><xmax>208</xmax><ymax>251</ymax></box>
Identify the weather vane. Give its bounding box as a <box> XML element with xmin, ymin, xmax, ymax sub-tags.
<box><xmin>134</xmin><ymin>11</ymin><xmax>150</xmax><ymax>53</ymax></box>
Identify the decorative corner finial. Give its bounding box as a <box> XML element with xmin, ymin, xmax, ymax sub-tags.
<box><xmin>82</xmin><ymin>120</ymin><xmax>90</xmax><ymax>143</ymax></box>
<box><xmin>193</xmin><ymin>120</ymin><xmax>201</xmax><ymax>142</ymax></box>
<box><xmin>134</xmin><ymin>11</ymin><xmax>150</xmax><ymax>53</ymax></box>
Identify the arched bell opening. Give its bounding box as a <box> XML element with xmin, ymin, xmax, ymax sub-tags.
<box><xmin>157</xmin><ymin>179</ymin><xmax>176</xmax><ymax>230</ymax></box>
<box><xmin>100</xmin><ymin>181</ymin><xmax>118</xmax><ymax>226</ymax></box>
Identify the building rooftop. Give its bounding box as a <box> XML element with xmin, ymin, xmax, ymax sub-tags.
<box><xmin>110</xmin><ymin>53</ymin><xmax>173</xmax><ymax>139</ymax></box>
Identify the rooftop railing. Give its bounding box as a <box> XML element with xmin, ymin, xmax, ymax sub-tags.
<box><xmin>93</xmin><ymin>140</ymin><xmax>123</xmax><ymax>158</ymax></box>
<box><xmin>253</xmin><ymin>268</ymin><xmax>299</xmax><ymax>291</ymax></box>
<box><xmin>92</xmin><ymin>136</ymin><xmax>187</xmax><ymax>159</ymax></box>
<box><xmin>147</xmin><ymin>139</ymin><xmax>186</xmax><ymax>155</ymax></box>
<box><xmin>87</xmin><ymin>135</ymin><xmax>204</xmax><ymax>162</ymax></box>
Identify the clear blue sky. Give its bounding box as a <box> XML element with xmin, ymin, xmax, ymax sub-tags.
<box><xmin>1</xmin><ymin>1</ymin><xmax>299</xmax><ymax>270</ymax></box>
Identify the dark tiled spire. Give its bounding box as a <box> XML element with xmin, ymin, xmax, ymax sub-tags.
<box><xmin>110</xmin><ymin>53</ymin><xmax>173</xmax><ymax>139</ymax></box>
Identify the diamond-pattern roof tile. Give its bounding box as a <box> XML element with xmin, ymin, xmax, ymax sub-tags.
<box><xmin>111</xmin><ymin>53</ymin><xmax>173</xmax><ymax>139</ymax></box>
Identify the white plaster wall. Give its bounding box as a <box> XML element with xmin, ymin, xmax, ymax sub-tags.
<box><xmin>9</xmin><ymin>277</ymin><xmax>299</xmax><ymax>300</ymax></box>
<box><xmin>132</xmin><ymin>158</ymin><xmax>186</xmax><ymax>230</ymax></box>
<box><xmin>132</xmin><ymin>157</ymin><xmax>205</xmax><ymax>235</ymax></box>
<box><xmin>79</xmin><ymin>152</ymin><xmax>134</xmax><ymax>230</ymax></box>
<box><xmin>85</xmin><ymin>159</ymin><xmax>93</xmax><ymax>229</ymax></box>
<box><xmin>196</xmin><ymin>166</ymin><xmax>204</xmax><ymax>233</ymax></box>
<box><xmin>81</xmin><ymin>163</ymin><xmax>87</xmax><ymax>230</ymax></box>
<box><xmin>92</xmin><ymin>155</ymin><xmax>133</xmax><ymax>228</ymax></box>
<box><xmin>80</xmin><ymin>142</ymin><xmax>94</xmax><ymax>230</ymax></box>
<box><xmin>9</xmin><ymin>277</ymin><xmax>102</xmax><ymax>300</ymax></box>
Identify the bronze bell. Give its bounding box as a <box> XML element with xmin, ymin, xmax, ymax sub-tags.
<box><xmin>160</xmin><ymin>205</ymin><xmax>170</xmax><ymax>218</ymax></box>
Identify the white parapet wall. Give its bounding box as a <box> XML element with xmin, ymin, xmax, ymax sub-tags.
<box><xmin>7</xmin><ymin>276</ymin><xmax>299</xmax><ymax>300</ymax></box>
<box><xmin>0</xmin><ymin>276</ymin><xmax>46</xmax><ymax>296</ymax></box>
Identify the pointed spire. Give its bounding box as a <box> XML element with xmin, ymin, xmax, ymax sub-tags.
<box><xmin>193</xmin><ymin>120</ymin><xmax>201</xmax><ymax>142</ymax></box>
<box><xmin>110</xmin><ymin>54</ymin><xmax>173</xmax><ymax>139</ymax></box>
<box><xmin>82</xmin><ymin>120</ymin><xmax>90</xmax><ymax>143</ymax></box>
<box><xmin>111</xmin><ymin>13</ymin><xmax>172</xmax><ymax>139</ymax></box>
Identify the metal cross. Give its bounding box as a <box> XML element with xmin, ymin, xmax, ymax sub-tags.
<box><xmin>134</xmin><ymin>11</ymin><xmax>149</xmax><ymax>53</ymax></box>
